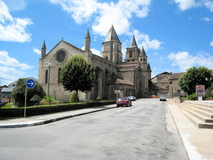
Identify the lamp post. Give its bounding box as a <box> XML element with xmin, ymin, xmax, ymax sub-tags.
<box><xmin>47</xmin><ymin>63</ymin><xmax>51</xmax><ymax>95</ymax></box>
<box><xmin>205</xmin><ymin>77</ymin><xmax>212</xmax><ymax>96</ymax></box>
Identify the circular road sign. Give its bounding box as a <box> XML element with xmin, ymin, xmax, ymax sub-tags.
<box><xmin>26</xmin><ymin>79</ymin><xmax>36</xmax><ymax>89</ymax></box>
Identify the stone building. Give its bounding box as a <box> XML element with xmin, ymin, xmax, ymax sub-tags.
<box><xmin>38</xmin><ymin>26</ymin><xmax>152</xmax><ymax>100</ymax></box>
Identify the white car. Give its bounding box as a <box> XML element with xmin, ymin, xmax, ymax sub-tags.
<box><xmin>128</xmin><ymin>96</ymin><xmax>136</xmax><ymax>101</ymax></box>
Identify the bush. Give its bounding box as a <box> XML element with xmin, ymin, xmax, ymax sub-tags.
<box><xmin>70</xmin><ymin>91</ymin><xmax>79</xmax><ymax>102</ymax></box>
<box><xmin>96</xmin><ymin>96</ymin><xmax>102</xmax><ymax>100</ymax></box>
<box><xmin>188</xmin><ymin>93</ymin><xmax>198</xmax><ymax>100</ymax></box>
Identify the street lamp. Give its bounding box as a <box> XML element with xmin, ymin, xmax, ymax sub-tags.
<box><xmin>47</xmin><ymin>63</ymin><xmax>51</xmax><ymax>95</ymax></box>
<box><xmin>205</xmin><ymin>77</ymin><xmax>212</xmax><ymax>88</ymax></box>
<box><xmin>205</xmin><ymin>77</ymin><xmax>212</xmax><ymax>96</ymax></box>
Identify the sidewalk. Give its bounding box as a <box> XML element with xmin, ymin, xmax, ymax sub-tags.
<box><xmin>167</xmin><ymin>99</ymin><xmax>213</xmax><ymax>160</ymax></box>
<box><xmin>0</xmin><ymin>104</ymin><xmax>116</xmax><ymax>128</ymax></box>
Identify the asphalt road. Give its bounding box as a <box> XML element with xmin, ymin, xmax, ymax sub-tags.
<box><xmin>0</xmin><ymin>98</ymin><xmax>189</xmax><ymax>160</ymax></box>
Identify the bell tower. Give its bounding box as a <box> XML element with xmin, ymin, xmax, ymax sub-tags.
<box><xmin>125</xmin><ymin>35</ymin><xmax>140</xmax><ymax>62</ymax></box>
<box><xmin>101</xmin><ymin>25</ymin><xmax>122</xmax><ymax>64</ymax></box>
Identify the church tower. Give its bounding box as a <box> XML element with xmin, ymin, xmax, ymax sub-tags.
<box><xmin>139</xmin><ymin>46</ymin><xmax>148</xmax><ymax>70</ymax></box>
<box><xmin>101</xmin><ymin>25</ymin><xmax>122</xmax><ymax>64</ymax></box>
<box><xmin>84</xmin><ymin>29</ymin><xmax>90</xmax><ymax>51</ymax></box>
<box><xmin>41</xmin><ymin>41</ymin><xmax>46</xmax><ymax>59</ymax></box>
<box><xmin>125</xmin><ymin>35</ymin><xmax>140</xmax><ymax>62</ymax></box>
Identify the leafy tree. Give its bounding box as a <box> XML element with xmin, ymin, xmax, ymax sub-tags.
<box><xmin>178</xmin><ymin>66</ymin><xmax>212</xmax><ymax>94</ymax></box>
<box><xmin>11</xmin><ymin>78</ymin><xmax>45</xmax><ymax>106</ymax></box>
<box><xmin>60</xmin><ymin>55</ymin><xmax>96</xmax><ymax>102</ymax></box>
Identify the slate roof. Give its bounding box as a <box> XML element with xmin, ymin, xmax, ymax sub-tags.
<box><xmin>130</xmin><ymin>35</ymin><xmax>137</xmax><ymax>48</ymax></box>
<box><xmin>170</xmin><ymin>72</ymin><xmax>184</xmax><ymax>80</ymax></box>
<box><xmin>104</xmin><ymin>25</ymin><xmax>121</xmax><ymax>43</ymax></box>
<box><xmin>110</xmin><ymin>75</ymin><xmax>134</xmax><ymax>86</ymax></box>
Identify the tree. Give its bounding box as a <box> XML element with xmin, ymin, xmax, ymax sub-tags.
<box><xmin>11</xmin><ymin>78</ymin><xmax>45</xmax><ymax>106</ymax></box>
<box><xmin>60</xmin><ymin>55</ymin><xmax>96</xmax><ymax>102</ymax></box>
<box><xmin>178</xmin><ymin>66</ymin><xmax>212</xmax><ymax>94</ymax></box>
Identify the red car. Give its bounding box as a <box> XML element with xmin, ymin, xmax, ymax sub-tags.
<box><xmin>116</xmin><ymin>97</ymin><xmax>132</xmax><ymax>107</ymax></box>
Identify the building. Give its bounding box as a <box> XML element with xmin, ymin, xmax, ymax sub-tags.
<box><xmin>0</xmin><ymin>82</ymin><xmax>16</xmax><ymax>102</ymax></box>
<box><xmin>38</xmin><ymin>26</ymin><xmax>152</xmax><ymax>100</ymax></box>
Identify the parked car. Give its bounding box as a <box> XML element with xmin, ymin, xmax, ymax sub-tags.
<box><xmin>128</xmin><ymin>96</ymin><xmax>136</xmax><ymax>101</ymax></box>
<box><xmin>159</xmin><ymin>95</ymin><xmax>166</xmax><ymax>101</ymax></box>
<box><xmin>116</xmin><ymin>97</ymin><xmax>132</xmax><ymax>107</ymax></box>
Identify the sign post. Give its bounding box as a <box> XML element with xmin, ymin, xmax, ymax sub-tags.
<box><xmin>196</xmin><ymin>85</ymin><xmax>205</xmax><ymax>101</ymax></box>
<box><xmin>24</xmin><ymin>79</ymin><xmax>36</xmax><ymax>117</ymax></box>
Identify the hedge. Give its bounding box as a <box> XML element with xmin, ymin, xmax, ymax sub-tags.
<box><xmin>0</xmin><ymin>101</ymin><xmax>115</xmax><ymax>118</ymax></box>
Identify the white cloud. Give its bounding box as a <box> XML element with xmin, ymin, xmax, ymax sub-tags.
<box><xmin>204</xmin><ymin>0</ymin><xmax>213</xmax><ymax>12</ymax></box>
<box><xmin>0</xmin><ymin>50</ymin><xmax>33</xmax><ymax>70</ymax></box>
<box><xmin>49</xmin><ymin>0</ymin><xmax>151</xmax><ymax>36</ymax></box>
<box><xmin>3</xmin><ymin>0</ymin><xmax>26</xmax><ymax>11</ymax></box>
<box><xmin>0</xmin><ymin>0</ymin><xmax>33</xmax><ymax>42</ymax></box>
<box><xmin>132</xmin><ymin>29</ymin><xmax>163</xmax><ymax>50</ymax></box>
<box><xmin>210</xmin><ymin>40</ymin><xmax>213</xmax><ymax>46</ymax></box>
<box><xmin>172</xmin><ymin>0</ymin><xmax>213</xmax><ymax>12</ymax></box>
<box><xmin>0</xmin><ymin>66</ymin><xmax>25</xmax><ymax>85</ymax></box>
<box><xmin>91</xmin><ymin>48</ymin><xmax>101</xmax><ymax>56</ymax></box>
<box><xmin>172</xmin><ymin>0</ymin><xmax>197</xmax><ymax>11</ymax></box>
<box><xmin>33</xmin><ymin>47</ymin><xmax>41</xmax><ymax>55</ymax></box>
<box><xmin>168</xmin><ymin>51</ymin><xmax>213</xmax><ymax>71</ymax></box>
<box><xmin>201</xmin><ymin>17</ymin><xmax>213</xmax><ymax>21</ymax></box>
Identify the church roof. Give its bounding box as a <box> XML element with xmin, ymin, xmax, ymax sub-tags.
<box><xmin>110</xmin><ymin>75</ymin><xmax>134</xmax><ymax>86</ymax></box>
<box><xmin>85</xmin><ymin>29</ymin><xmax>90</xmax><ymax>38</ymax></box>
<box><xmin>42</xmin><ymin>40</ymin><xmax>46</xmax><ymax>49</ymax></box>
<box><xmin>104</xmin><ymin>25</ymin><xmax>121</xmax><ymax>43</ymax></box>
<box><xmin>130</xmin><ymin>35</ymin><xmax>138</xmax><ymax>48</ymax></box>
<box><xmin>140</xmin><ymin>46</ymin><xmax>147</xmax><ymax>57</ymax></box>
<box><xmin>169</xmin><ymin>72</ymin><xmax>184</xmax><ymax>80</ymax></box>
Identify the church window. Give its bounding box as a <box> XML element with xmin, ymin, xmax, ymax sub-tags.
<box><xmin>56</xmin><ymin>50</ymin><xmax>66</xmax><ymax>63</ymax></box>
<box><xmin>129</xmin><ymin>51</ymin><xmax>133</xmax><ymax>58</ymax></box>
<box><xmin>140</xmin><ymin>58</ymin><xmax>142</xmax><ymax>61</ymax></box>
<box><xmin>45</xmin><ymin>70</ymin><xmax>48</xmax><ymax>84</ymax></box>
<box><xmin>58</xmin><ymin>68</ymin><xmax>61</xmax><ymax>83</ymax></box>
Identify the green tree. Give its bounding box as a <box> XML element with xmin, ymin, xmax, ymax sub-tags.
<box><xmin>11</xmin><ymin>78</ymin><xmax>45</xmax><ymax>106</ymax></box>
<box><xmin>60</xmin><ymin>55</ymin><xmax>96</xmax><ymax>102</ymax></box>
<box><xmin>178</xmin><ymin>66</ymin><xmax>212</xmax><ymax>94</ymax></box>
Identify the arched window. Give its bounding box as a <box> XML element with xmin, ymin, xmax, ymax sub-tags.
<box><xmin>58</xmin><ymin>68</ymin><xmax>61</xmax><ymax>83</ymax></box>
<box><xmin>129</xmin><ymin>51</ymin><xmax>133</xmax><ymax>58</ymax></box>
<box><xmin>45</xmin><ymin>70</ymin><xmax>48</xmax><ymax>84</ymax></box>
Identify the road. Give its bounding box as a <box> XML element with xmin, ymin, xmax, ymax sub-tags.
<box><xmin>0</xmin><ymin>98</ymin><xmax>189</xmax><ymax>160</ymax></box>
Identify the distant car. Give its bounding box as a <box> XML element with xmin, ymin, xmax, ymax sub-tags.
<box><xmin>128</xmin><ymin>96</ymin><xmax>136</xmax><ymax>101</ymax></box>
<box><xmin>116</xmin><ymin>97</ymin><xmax>132</xmax><ymax>107</ymax></box>
<box><xmin>159</xmin><ymin>96</ymin><xmax>166</xmax><ymax>101</ymax></box>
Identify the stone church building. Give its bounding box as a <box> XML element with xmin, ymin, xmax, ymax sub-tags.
<box><xmin>38</xmin><ymin>26</ymin><xmax>152</xmax><ymax>100</ymax></box>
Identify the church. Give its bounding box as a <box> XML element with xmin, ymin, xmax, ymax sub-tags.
<box><xmin>38</xmin><ymin>26</ymin><xmax>152</xmax><ymax>100</ymax></box>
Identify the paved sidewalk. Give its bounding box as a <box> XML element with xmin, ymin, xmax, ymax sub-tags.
<box><xmin>167</xmin><ymin>100</ymin><xmax>213</xmax><ymax>160</ymax></box>
<box><xmin>0</xmin><ymin>104</ymin><xmax>116</xmax><ymax>128</ymax></box>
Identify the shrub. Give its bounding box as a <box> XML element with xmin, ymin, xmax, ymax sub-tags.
<box><xmin>188</xmin><ymin>93</ymin><xmax>198</xmax><ymax>100</ymax></box>
<box><xmin>96</xmin><ymin>96</ymin><xmax>102</xmax><ymax>100</ymax></box>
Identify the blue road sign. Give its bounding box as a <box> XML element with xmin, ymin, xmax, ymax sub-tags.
<box><xmin>26</xmin><ymin>79</ymin><xmax>36</xmax><ymax>89</ymax></box>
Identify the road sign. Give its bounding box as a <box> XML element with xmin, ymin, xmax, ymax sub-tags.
<box><xmin>26</xmin><ymin>79</ymin><xmax>36</xmax><ymax>89</ymax></box>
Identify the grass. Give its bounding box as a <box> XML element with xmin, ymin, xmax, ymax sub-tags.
<box><xmin>0</xmin><ymin>103</ymin><xmax>12</xmax><ymax>109</ymax></box>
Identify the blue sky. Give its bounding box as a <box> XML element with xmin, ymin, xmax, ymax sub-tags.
<box><xmin>0</xmin><ymin>0</ymin><xmax>213</xmax><ymax>85</ymax></box>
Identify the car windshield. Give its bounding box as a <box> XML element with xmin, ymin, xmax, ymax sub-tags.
<box><xmin>118</xmin><ymin>98</ymin><xmax>126</xmax><ymax>100</ymax></box>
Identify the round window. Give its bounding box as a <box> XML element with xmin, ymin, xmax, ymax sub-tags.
<box><xmin>56</xmin><ymin>50</ymin><xmax>66</xmax><ymax>63</ymax></box>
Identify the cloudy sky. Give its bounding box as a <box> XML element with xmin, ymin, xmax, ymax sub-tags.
<box><xmin>0</xmin><ymin>0</ymin><xmax>213</xmax><ymax>85</ymax></box>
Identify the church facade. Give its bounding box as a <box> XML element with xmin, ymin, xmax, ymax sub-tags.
<box><xmin>38</xmin><ymin>26</ymin><xmax>152</xmax><ymax>100</ymax></box>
